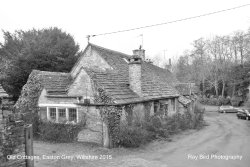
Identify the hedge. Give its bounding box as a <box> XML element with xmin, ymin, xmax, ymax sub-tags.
<box><xmin>199</xmin><ymin>97</ymin><xmax>233</xmax><ymax>106</ymax></box>
<box><xmin>38</xmin><ymin>121</ymin><xmax>85</xmax><ymax>142</ymax></box>
<box><xmin>116</xmin><ymin>104</ymin><xmax>205</xmax><ymax>148</ymax></box>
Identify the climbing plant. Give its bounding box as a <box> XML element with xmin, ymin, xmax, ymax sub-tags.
<box><xmin>14</xmin><ymin>70</ymin><xmax>43</xmax><ymax>136</ymax></box>
<box><xmin>94</xmin><ymin>87</ymin><xmax>123</xmax><ymax>147</ymax></box>
<box><xmin>14</xmin><ymin>70</ymin><xmax>43</xmax><ymax>113</ymax></box>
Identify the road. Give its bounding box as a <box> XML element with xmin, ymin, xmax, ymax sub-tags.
<box><xmin>35</xmin><ymin>110</ymin><xmax>250</xmax><ymax>167</ymax></box>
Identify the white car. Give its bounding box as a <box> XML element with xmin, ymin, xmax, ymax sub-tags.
<box><xmin>218</xmin><ymin>105</ymin><xmax>238</xmax><ymax>113</ymax></box>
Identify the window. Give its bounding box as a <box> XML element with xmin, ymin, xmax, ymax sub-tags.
<box><xmin>164</xmin><ymin>104</ymin><xmax>168</xmax><ymax>116</ymax></box>
<box><xmin>58</xmin><ymin>108</ymin><xmax>66</xmax><ymax>122</ymax></box>
<box><xmin>49</xmin><ymin>108</ymin><xmax>56</xmax><ymax>120</ymax></box>
<box><xmin>154</xmin><ymin>101</ymin><xmax>159</xmax><ymax>113</ymax></box>
<box><xmin>171</xmin><ymin>99</ymin><xmax>175</xmax><ymax>111</ymax></box>
<box><xmin>58</xmin><ymin>108</ymin><xmax>66</xmax><ymax>118</ymax></box>
<box><xmin>69</xmin><ymin>108</ymin><xmax>77</xmax><ymax>122</ymax></box>
<box><xmin>47</xmin><ymin>107</ymin><xmax>78</xmax><ymax>123</ymax></box>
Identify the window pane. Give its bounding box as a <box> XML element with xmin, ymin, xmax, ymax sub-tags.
<box><xmin>172</xmin><ymin>99</ymin><xmax>175</xmax><ymax>111</ymax></box>
<box><xmin>69</xmin><ymin>108</ymin><xmax>77</xmax><ymax>122</ymax></box>
<box><xmin>58</xmin><ymin>108</ymin><xmax>66</xmax><ymax>118</ymax></box>
<box><xmin>164</xmin><ymin>104</ymin><xmax>168</xmax><ymax>116</ymax></box>
<box><xmin>49</xmin><ymin>108</ymin><xmax>56</xmax><ymax>120</ymax></box>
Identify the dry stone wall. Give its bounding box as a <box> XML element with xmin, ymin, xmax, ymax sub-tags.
<box><xmin>0</xmin><ymin>113</ymin><xmax>26</xmax><ymax>167</ymax></box>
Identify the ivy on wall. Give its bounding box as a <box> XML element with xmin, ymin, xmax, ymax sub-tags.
<box><xmin>124</xmin><ymin>104</ymin><xmax>134</xmax><ymax>125</ymax></box>
<box><xmin>143</xmin><ymin>102</ymin><xmax>152</xmax><ymax>122</ymax></box>
<box><xmin>94</xmin><ymin>87</ymin><xmax>122</xmax><ymax>147</ymax></box>
<box><xmin>14</xmin><ymin>71</ymin><xmax>43</xmax><ymax>136</ymax></box>
<box><xmin>14</xmin><ymin>70</ymin><xmax>43</xmax><ymax>113</ymax></box>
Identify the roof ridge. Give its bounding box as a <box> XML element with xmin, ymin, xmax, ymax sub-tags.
<box><xmin>32</xmin><ymin>69</ymin><xmax>70</xmax><ymax>75</ymax></box>
<box><xmin>89</xmin><ymin>43</ymin><xmax>130</xmax><ymax>58</ymax></box>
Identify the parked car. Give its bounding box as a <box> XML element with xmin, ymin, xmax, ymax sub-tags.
<box><xmin>236</xmin><ymin>108</ymin><xmax>250</xmax><ymax>120</ymax></box>
<box><xmin>218</xmin><ymin>105</ymin><xmax>238</xmax><ymax>113</ymax></box>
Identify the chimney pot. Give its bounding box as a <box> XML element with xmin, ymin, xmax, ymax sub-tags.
<box><xmin>132</xmin><ymin>47</ymin><xmax>145</xmax><ymax>61</ymax></box>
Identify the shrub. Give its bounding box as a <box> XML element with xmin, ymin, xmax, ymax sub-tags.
<box><xmin>199</xmin><ymin>97</ymin><xmax>230</xmax><ymax>106</ymax></box>
<box><xmin>115</xmin><ymin>102</ymin><xmax>205</xmax><ymax>148</ymax></box>
<box><xmin>38</xmin><ymin>121</ymin><xmax>85</xmax><ymax>142</ymax></box>
<box><xmin>117</xmin><ymin>124</ymin><xmax>153</xmax><ymax>148</ymax></box>
<box><xmin>230</xmin><ymin>96</ymin><xmax>242</xmax><ymax>106</ymax></box>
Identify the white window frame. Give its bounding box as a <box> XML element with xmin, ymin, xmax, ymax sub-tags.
<box><xmin>68</xmin><ymin>108</ymin><xmax>78</xmax><ymax>123</ymax></box>
<box><xmin>58</xmin><ymin>107</ymin><xmax>67</xmax><ymax>122</ymax></box>
<box><xmin>46</xmin><ymin>107</ymin><xmax>78</xmax><ymax>123</ymax></box>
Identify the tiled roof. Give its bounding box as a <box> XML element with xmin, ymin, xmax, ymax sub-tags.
<box><xmin>31</xmin><ymin>43</ymin><xmax>181</xmax><ymax>104</ymax></box>
<box><xmin>178</xmin><ymin>96</ymin><xmax>192</xmax><ymax>106</ymax></box>
<box><xmin>0</xmin><ymin>84</ymin><xmax>8</xmax><ymax>98</ymax></box>
<box><xmin>34</xmin><ymin>70</ymin><xmax>72</xmax><ymax>95</ymax></box>
<box><xmin>85</xmin><ymin>69</ymin><xmax>142</xmax><ymax>104</ymax></box>
<box><xmin>87</xmin><ymin>44</ymin><xmax>179</xmax><ymax>102</ymax></box>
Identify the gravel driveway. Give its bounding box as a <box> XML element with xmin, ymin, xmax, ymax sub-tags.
<box><xmin>34</xmin><ymin>110</ymin><xmax>250</xmax><ymax>167</ymax></box>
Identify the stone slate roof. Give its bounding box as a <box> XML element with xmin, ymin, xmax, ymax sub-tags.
<box><xmin>0</xmin><ymin>84</ymin><xmax>8</xmax><ymax>98</ymax></box>
<box><xmin>178</xmin><ymin>96</ymin><xmax>192</xmax><ymax>106</ymax></box>
<box><xmin>34</xmin><ymin>70</ymin><xmax>72</xmax><ymax>95</ymax></box>
<box><xmin>85</xmin><ymin>43</ymin><xmax>179</xmax><ymax>103</ymax></box>
<box><xmin>85</xmin><ymin>68</ymin><xmax>142</xmax><ymax>104</ymax></box>
<box><xmin>31</xmin><ymin>43</ymin><xmax>180</xmax><ymax>104</ymax></box>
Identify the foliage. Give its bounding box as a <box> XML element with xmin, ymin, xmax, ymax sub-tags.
<box><xmin>13</xmin><ymin>70</ymin><xmax>44</xmax><ymax>137</ymax></box>
<box><xmin>116</xmin><ymin>103</ymin><xmax>205</xmax><ymax>148</ymax></box>
<box><xmin>117</xmin><ymin>124</ymin><xmax>153</xmax><ymax>148</ymax></box>
<box><xmin>199</xmin><ymin>96</ymin><xmax>242</xmax><ymax>106</ymax></box>
<box><xmin>230</xmin><ymin>96</ymin><xmax>243</xmax><ymax>107</ymax></box>
<box><xmin>199</xmin><ymin>97</ymin><xmax>230</xmax><ymax>106</ymax></box>
<box><xmin>95</xmin><ymin>88</ymin><xmax>122</xmax><ymax>147</ymax></box>
<box><xmin>175</xmin><ymin>28</ymin><xmax>250</xmax><ymax>99</ymax></box>
<box><xmin>0</xmin><ymin>27</ymin><xmax>80</xmax><ymax>100</ymax></box>
<box><xmin>38</xmin><ymin>121</ymin><xmax>85</xmax><ymax>142</ymax></box>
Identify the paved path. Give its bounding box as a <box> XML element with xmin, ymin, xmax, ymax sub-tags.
<box><xmin>35</xmin><ymin>111</ymin><xmax>250</xmax><ymax>167</ymax></box>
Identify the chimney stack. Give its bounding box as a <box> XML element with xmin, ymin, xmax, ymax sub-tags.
<box><xmin>128</xmin><ymin>54</ymin><xmax>142</xmax><ymax>97</ymax></box>
<box><xmin>165</xmin><ymin>58</ymin><xmax>173</xmax><ymax>72</ymax></box>
<box><xmin>132</xmin><ymin>45</ymin><xmax>145</xmax><ymax>61</ymax></box>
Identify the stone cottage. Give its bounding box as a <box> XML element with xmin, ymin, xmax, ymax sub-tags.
<box><xmin>18</xmin><ymin>43</ymin><xmax>193</xmax><ymax>147</ymax></box>
<box><xmin>175</xmin><ymin>83</ymin><xmax>199</xmax><ymax>113</ymax></box>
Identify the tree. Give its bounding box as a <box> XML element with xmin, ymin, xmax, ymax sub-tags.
<box><xmin>191</xmin><ymin>38</ymin><xmax>211</xmax><ymax>95</ymax></box>
<box><xmin>176</xmin><ymin>51</ymin><xmax>192</xmax><ymax>82</ymax></box>
<box><xmin>0</xmin><ymin>27</ymin><xmax>80</xmax><ymax>100</ymax></box>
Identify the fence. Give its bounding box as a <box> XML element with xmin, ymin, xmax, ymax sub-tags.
<box><xmin>0</xmin><ymin>113</ymin><xmax>34</xmax><ymax>167</ymax></box>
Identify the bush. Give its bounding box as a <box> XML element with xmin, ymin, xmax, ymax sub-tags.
<box><xmin>38</xmin><ymin>121</ymin><xmax>85</xmax><ymax>142</ymax></box>
<box><xmin>199</xmin><ymin>97</ymin><xmax>230</xmax><ymax>106</ymax></box>
<box><xmin>117</xmin><ymin>124</ymin><xmax>153</xmax><ymax>148</ymax></box>
<box><xmin>115</xmin><ymin>102</ymin><xmax>205</xmax><ymax>148</ymax></box>
<box><xmin>230</xmin><ymin>96</ymin><xmax>242</xmax><ymax>106</ymax></box>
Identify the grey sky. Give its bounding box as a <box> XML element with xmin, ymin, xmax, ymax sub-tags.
<box><xmin>0</xmin><ymin>0</ymin><xmax>249</xmax><ymax>66</ymax></box>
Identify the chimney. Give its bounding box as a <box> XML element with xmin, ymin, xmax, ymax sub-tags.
<box><xmin>132</xmin><ymin>45</ymin><xmax>145</xmax><ymax>61</ymax></box>
<box><xmin>165</xmin><ymin>58</ymin><xmax>173</xmax><ymax>72</ymax></box>
<box><xmin>128</xmin><ymin>54</ymin><xmax>142</xmax><ymax>96</ymax></box>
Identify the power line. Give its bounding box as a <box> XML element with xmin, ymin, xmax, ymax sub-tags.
<box><xmin>88</xmin><ymin>4</ymin><xmax>250</xmax><ymax>38</ymax></box>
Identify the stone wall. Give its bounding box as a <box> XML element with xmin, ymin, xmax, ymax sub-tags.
<box><xmin>77</xmin><ymin>106</ymin><xmax>106</xmax><ymax>146</ymax></box>
<box><xmin>71</xmin><ymin>46</ymin><xmax>112</xmax><ymax>78</ymax></box>
<box><xmin>0</xmin><ymin>114</ymin><xmax>26</xmax><ymax>167</ymax></box>
<box><xmin>68</xmin><ymin>68</ymin><xmax>95</xmax><ymax>103</ymax></box>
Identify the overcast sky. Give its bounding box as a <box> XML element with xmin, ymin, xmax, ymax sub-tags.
<box><xmin>0</xmin><ymin>0</ymin><xmax>250</xmax><ymax>66</ymax></box>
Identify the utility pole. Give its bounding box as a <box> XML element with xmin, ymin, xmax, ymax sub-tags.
<box><xmin>86</xmin><ymin>35</ymin><xmax>90</xmax><ymax>43</ymax></box>
<box><xmin>163</xmin><ymin>49</ymin><xmax>167</xmax><ymax>62</ymax></box>
<box><xmin>137</xmin><ymin>34</ymin><xmax>143</xmax><ymax>48</ymax></box>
